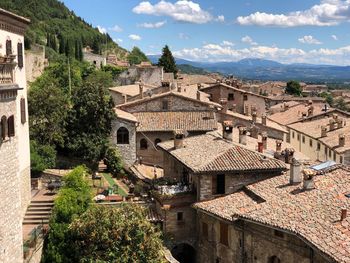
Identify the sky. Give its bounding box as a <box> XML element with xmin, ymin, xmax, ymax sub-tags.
<box><xmin>62</xmin><ymin>0</ymin><xmax>350</xmax><ymax>65</ymax></box>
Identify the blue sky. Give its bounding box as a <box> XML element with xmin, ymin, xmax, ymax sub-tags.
<box><xmin>62</xmin><ymin>0</ymin><xmax>350</xmax><ymax>65</ymax></box>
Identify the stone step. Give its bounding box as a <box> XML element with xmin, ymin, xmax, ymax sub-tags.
<box><xmin>23</xmin><ymin>219</ymin><xmax>49</xmax><ymax>225</ymax></box>
<box><xmin>25</xmin><ymin>211</ymin><xmax>52</xmax><ymax>216</ymax></box>
<box><xmin>27</xmin><ymin>207</ymin><xmax>53</xmax><ymax>212</ymax></box>
<box><xmin>31</xmin><ymin>200</ymin><xmax>55</xmax><ymax>204</ymax></box>
<box><xmin>24</xmin><ymin>215</ymin><xmax>51</xmax><ymax>220</ymax></box>
<box><xmin>29</xmin><ymin>203</ymin><xmax>54</xmax><ymax>208</ymax></box>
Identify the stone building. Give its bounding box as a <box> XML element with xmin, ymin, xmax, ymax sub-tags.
<box><xmin>83</xmin><ymin>49</ymin><xmax>106</xmax><ymax>69</ymax></box>
<box><xmin>116</xmin><ymin>64</ymin><xmax>164</xmax><ymax>86</ymax></box>
<box><xmin>155</xmin><ymin>132</ymin><xmax>286</xmax><ymax>261</ymax></box>
<box><xmin>0</xmin><ymin>8</ymin><xmax>31</xmax><ymax>263</ymax></box>
<box><xmin>25</xmin><ymin>44</ymin><xmax>48</xmax><ymax>83</ymax></box>
<box><xmin>194</xmin><ymin>164</ymin><xmax>350</xmax><ymax>263</ymax></box>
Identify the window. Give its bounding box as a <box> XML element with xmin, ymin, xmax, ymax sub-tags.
<box><xmin>340</xmin><ymin>156</ymin><xmax>343</xmax><ymax>164</ymax></box>
<box><xmin>243</xmin><ymin>94</ymin><xmax>248</xmax><ymax>101</ymax></box>
<box><xmin>20</xmin><ymin>98</ymin><xmax>26</xmax><ymax>124</ymax></box>
<box><xmin>220</xmin><ymin>222</ymin><xmax>229</xmax><ymax>246</ymax></box>
<box><xmin>333</xmin><ymin>151</ymin><xmax>336</xmax><ymax>161</ymax></box>
<box><xmin>325</xmin><ymin>147</ymin><xmax>327</xmax><ymax>155</ymax></box>
<box><xmin>117</xmin><ymin>127</ymin><xmax>129</xmax><ymax>144</ymax></box>
<box><xmin>7</xmin><ymin>115</ymin><xmax>15</xmax><ymax>137</ymax></box>
<box><xmin>6</xmin><ymin>39</ymin><xmax>12</xmax><ymax>55</ymax></box>
<box><xmin>329</xmin><ymin>149</ymin><xmax>332</xmax><ymax>157</ymax></box>
<box><xmin>140</xmin><ymin>138</ymin><xmax>148</xmax><ymax>150</ymax></box>
<box><xmin>228</xmin><ymin>93</ymin><xmax>234</xmax><ymax>101</ymax></box>
<box><xmin>154</xmin><ymin>138</ymin><xmax>161</xmax><ymax>146</ymax></box>
<box><xmin>213</xmin><ymin>174</ymin><xmax>225</xmax><ymax>195</ymax></box>
<box><xmin>1</xmin><ymin>116</ymin><xmax>7</xmax><ymax>140</ymax></box>
<box><xmin>177</xmin><ymin>212</ymin><xmax>183</xmax><ymax>221</ymax></box>
<box><xmin>309</xmin><ymin>139</ymin><xmax>313</xmax><ymax>147</ymax></box>
<box><xmin>268</xmin><ymin>256</ymin><xmax>281</xmax><ymax>263</ymax></box>
<box><xmin>208</xmin><ymin>94</ymin><xmax>213</xmax><ymax>101</ymax></box>
<box><xmin>302</xmin><ymin>136</ymin><xmax>305</xmax><ymax>143</ymax></box>
<box><xmin>292</xmin><ymin>131</ymin><xmax>295</xmax><ymax>139</ymax></box>
<box><xmin>317</xmin><ymin>142</ymin><xmax>321</xmax><ymax>151</ymax></box>
<box><xmin>17</xmin><ymin>42</ymin><xmax>23</xmax><ymax>68</ymax></box>
<box><xmin>202</xmin><ymin>222</ymin><xmax>208</xmax><ymax>239</ymax></box>
<box><xmin>162</xmin><ymin>100</ymin><xmax>169</xmax><ymax>110</ymax></box>
<box><xmin>297</xmin><ymin>134</ymin><xmax>300</xmax><ymax>141</ymax></box>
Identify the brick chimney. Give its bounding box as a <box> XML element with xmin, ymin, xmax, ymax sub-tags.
<box><xmin>321</xmin><ymin>126</ymin><xmax>327</xmax><ymax>137</ymax></box>
<box><xmin>275</xmin><ymin>140</ymin><xmax>282</xmax><ymax>153</ymax></box>
<box><xmin>223</xmin><ymin>121</ymin><xmax>233</xmax><ymax>141</ymax></box>
<box><xmin>239</xmin><ymin>127</ymin><xmax>247</xmax><ymax>145</ymax></box>
<box><xmin>250</xmin><ymin>125</ymin><xmax>259</xmax><ymax>139</ymax></box>
<box><xmin>261</xmin><ymin>114</ymin><xmax>267</xmax><ymax>126</ymax></box>
<box><xmin>329</xmin><ymin>119</ymin><xmax>336</xmax><ymax>131</ymax></box>
<box><xmin>174</xmin><ymin>130</ymin><xmax>185</xmax><ymax>149</ymax></box>
<box><xmin>339</xmin><ymin>134</ymin><xmax>345</xmax><ymax>147</ymax></box>
<box><xmin>290</xmin><ymin>158</ymin><xmax>302</xmax><ymax>184</ymax></box>
<box><xmin>139</xmin><ymin>83</ymin><xmax>144</xmax><ymax>99</ymax></box>
<box><xmin>261</xmin><ymin>132</ymin><xmax>268</xmax><ymax>150</ymax></box>
<box><xmin>303</xmin><ymin>169</ymin><xmax>315</xmax><ymax>190</ymax></box>
<box><xmin>196</xmin><ymin>90</ymin><xmax>201</xmax><ymax>101</ymax></box>
<box><xmin>252</xmin><ymin>110</ymin><xmax>257</xmax><ymax>123</ymax></box>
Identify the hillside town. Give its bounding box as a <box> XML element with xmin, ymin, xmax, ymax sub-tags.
<box><xmin>1</xmin><ymin>1</ymin><xmax>350</xmax><ymax>263</ymax></box>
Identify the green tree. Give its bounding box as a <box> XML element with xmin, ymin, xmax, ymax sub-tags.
<box><xmin>68</xmin><ymin>204</ymin><xmax>166</xmax><ymax>263</ymax></box>
<box><xmin>84</xmin><ymin>70</ymin><xmax>113</xmax><ymax>88</ymax></box>
<box><xmin>286</xmin><ymin>80</ymin><xmax>302</xmax><ymax>96</ymax></box>
<box><xmin>59</xmin><ymin>35</ymin><xmax>66</xmax><ymax>54</ymax></box>
<box><xmin>158</xmin><ymin>45</ymin><xmax>178</xmax><ymax>77</ymax></box>
<box><xmin>104</xmin><ymin>147</ymin><xmax>124</xmax><ymax>177</ymax></box>
<box><xmin>334</xmin><ymin>97</ymin><xmax>348</xmax><ymax>111</ymax></box>
<box><xmin>127</xmin><ymin>46</ymin><xmax>149</xmax><ymax>65</ymax></box>
<box><xmin>30</xmin><ymin>140</ymin><xmax>56</xmax><ymax>177</ymax></box>
<box><xmin>320</xmin><ymin>92</ymin><xmax>334</xmax><ymax>106</ymax></box>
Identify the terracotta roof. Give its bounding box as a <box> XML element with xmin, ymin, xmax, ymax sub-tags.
<box><xmin>109</xmin><ymin>83</ymin><xmax>156</xmax><ymax>97</ymax></box>
<box><xmin>194</xmin><ymin>166</ymin><xmax>350</xmax><ymax>263</ymax></box>
<box><xmin>268</xmin><ymin>95</ymin><xmax>326</xmax><ymax>102</ymax></box>
<box><xmin>114</xmin><ymin>108</ymin><xmax>138</xmax><ymax>123</ymax></box>
<box><xmin>268</xmin><ymin>103</ymin><xmax>327</xmax><ymax>126</ymax></box>
<box><xmin>134</xmin><ymin>111</ymin><xmax>218</xmax><ymax>132</ymax></box>
<box><xmin>158</xmin><ymin>133</ymin><xmax>286</xmax><ymax>174</ymax></box>
<box><xmin>177</xmin><ymin>74</ymin><xmax>217</xmax><ymax>85</ymax></box>
<box><xmin>201</xmin><ymin>83</ymin><xmax>268</xmax><ymax>99</ymax></box>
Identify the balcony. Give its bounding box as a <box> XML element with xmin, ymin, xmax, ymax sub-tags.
<box><xmin>0</xmin><ymin>54</ymin><xmax>16</xmax><ymax>85</ymax></box>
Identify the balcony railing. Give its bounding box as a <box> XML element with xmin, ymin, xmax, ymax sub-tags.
<box><xmin>0</xmin><ymin>54</ymin><xmax>16</xmax><ymax>85</ymax></box>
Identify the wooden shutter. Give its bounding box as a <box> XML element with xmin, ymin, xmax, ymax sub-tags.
<box><xmin>20</xmin><ymin>98</ymin><xmax>26</xmax><ymax>124</ymax></box>
<box><xmin>17</xmin><ymin>43</ymin><xmax>23</xmax><ymax>68</ymax></box>
<box><xmin>1</xmin><ymin>116</ymin><xmax>7</xmax><ymax>140</ymax></box>
<box><xmin>7</xmin><ymin>115</ymin><xmax>15</xmax><ymax>137</ymax></box>
<box><xmin>6</xmin><ymin>40</ymin><xmax>12</xmax><ymax>55</ymax></box>
<box><xmin>220</xmin><ymin>222</ymin><xmax>229</xmax><ymax>246</ymax></box>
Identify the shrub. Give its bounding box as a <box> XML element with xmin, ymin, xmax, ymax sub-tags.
<box><xmin>104</xmin><ymin>147</ymin><xmax>124</xmax><ymax>177</ymax></box>
<box><xmin>30</xmin><ymin>140</ymin><xmax>56</xmax><ymax>176</ymax></box>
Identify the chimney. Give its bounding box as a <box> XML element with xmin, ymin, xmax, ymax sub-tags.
<box><xmin>283</xmin><ymin>103</ymin><xmax>289</xmax><ymax>112</ymax></box>
<box><xmin>261</xmin><ymin>132</ymin><xmax>268</xmax><ymax>150</ymax></box>
<box><xmin>239</xmin><ymin>127</ymin><xmax>247</xmax><ymax>145</ymax></box>
<box><xmin>196</xmin><ymin>90</ymin><xmax>201</xmax><ymax>101</ymax></box>
<box><xmin>308</xmin><ymin>100</ymin><xmax>313</xmax><ymax>106</ymax></box>
<box><xmin>290</xmin><ymin>158</ymin><xmax>302</xmax><ymax>184</ymax></box>
<box><xmin>177</xmin><ymin>82</ymin><xmax>182</xmax><ymax>93</ymax></box>
<box><xmin>252</xmin><ymin>110</ymin><xmax>257</xmax><ymax>123</ymax></box>
<box><xmin>321</xmin><ymin>126</ymin><xmax>327</xmax><ymax>137</ymax></box>
<box><xmin>258</xmin><ymin>142</ymin><xmax>264</xmax><ymax>153</ymax></box>
<box><xmin>197</xmin><ymin>83</ymin><xmax>202</xmax><ymax>90</ymax></box>
<box><xmin>338</xmin><ymin>118</ymin><xmax>344</xmax><ymax>129</ymax></box>
<box><xmin>284</xmin><ymin>148</ymin><xmax>295</xmax><ymax>164</ymax></box>
<box><xmin>339</xmin><ymin>134</ymin><xmax>345</xmax><ymax>147</ymax></box>
<box><xmin>341</xmin><ymin>209</ymin><xmax>347</xmax><ymax>221</ymax></box>
<box><xmin>139</xmin><ymin>83</ymin><xmax>144</xmax><ymax>99</ymax></box>
<box><xmin>261</xmin><ymin>114</ymin><xmax>267</xmax><ymax>126</ymax></box>
<box><xmin>303</xmin><ymin>169</ymin><xmax>315</xmax><ymax>190</ymax></box>
<box><xmin>275</xmin><ymin>140</ymin><xmax>282</xmax><ymax>153</ymax></box>
<box><xmin>223</xmin><ymin>121</ymin><xmax>233</xmax><ymax>141</ymax></box>
<box><xmin>250</xmin><ymin>125</ymin><xmax>259</xmax><ymax>139</ymax></box>
<box><xmin>333</xmin><ymin>113</ymin><xmax>338</xmax><ymax>121</ymax></box>
<box><xmin>329</xmin><ymin>119</ymin><xmax>336</xmax><ymax>131</ymax></box>
<box><xmin>174</xmin><ymin>130</ymin><xmax>185</xmax><ymax>149</ymax></box>
<box><xmin>308</xmin><ymin>106</ymin><xmax>314</xmax><ymax>117</ymax></box>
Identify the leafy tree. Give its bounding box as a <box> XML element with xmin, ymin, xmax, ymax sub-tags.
<box><xmin>30</xmin><ymin>140</ymin><xmax>56</xmax><ymax>177</ymax></box>
<box><xmin>320</xmin><ymin>92</ymin><xmax>334</xmax><ymax>106</ymax></box>
<box><xmin>59</xmin><ymin>35</ymin><xmax>66</xmax><ymax>54</ymax></box>
<box><xmin>68</xmin><ymin>205</ymin><xmax>166</xmax><ymax>263</ymax></box>
<box><xmin>334</xmin><ymin>97</ymin><xmax>348</xmax><ymax>111</ymax></box>
<box><xmin>127</xmin><ymin>47</ymin><xmax>149</xmax><ymax>65</ymax></box>
<box><xmin>84</xmin><ymin>70</ymin><xmax>113</xmax><ymax>88</ymax></box>
<box><xmin>102</xmin><ymin>64</ymin><xmax>126</xmax><ymax>80</ymax></box>
<box><xmin>286</xmin><ymin>80</ymin><xmax>302</xmax><ymax>96</ymax></box>
<box><xmin>104</xmin><ymin>147</ymin><xmax>124</xmax><ymax>177</ymax></box>
<box><xmin>158</xmin><ymin>45</ymin><xmax>178</xmax><ymax>77</ymax></box>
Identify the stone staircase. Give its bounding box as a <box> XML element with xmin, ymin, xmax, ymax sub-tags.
<box><xmin>23</xmin><ymin>200</ymin><xmax>54</xmax><ymax>225</ymax></box>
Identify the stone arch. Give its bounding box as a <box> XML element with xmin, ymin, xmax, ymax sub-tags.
<box><xmin>140</xmin><ymin>138</ymin><xmax>148</xmax><ymax>150</ymax></box>
<box><xmin>171</xmin><ymin>243</ymin><xmax>196</xmax><ymax>263</ymax></box>
<box><xmin>117</xmin><ymin>127</ymin><xmax>129</xmax><ymax>144</ymax></box>
<box><xmin>154</xmin><ymin>138</ymin><xmax>162</xmax><ymax>146</ymax></box>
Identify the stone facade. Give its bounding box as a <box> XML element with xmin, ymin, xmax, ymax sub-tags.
<box><xmin>25</xmin><ymin>44</ymin><xmax>48</xmax><ymax>83</ymax></box>
<box><xmin>83</xmin><ymin>51</ymin><xmax>106</xmax><ymax>69</ymax></box>
<box><xmin>117</xmin><ymin>65</ymin><xmax>163</xmax><ymax>86</ymax></box>
<box><xmin>197</xmin><ymin>212</ymin><xmax>330</xmax><ymax>263</ymax></box>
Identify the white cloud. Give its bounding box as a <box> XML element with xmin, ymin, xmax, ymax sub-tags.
<box><xmin>332</xmin><ymin>34</ymin><xmax>338</xmax><ymax>40</ymax></box>
<box><xmin>129</xmin><ymin>34</ymin><xmax>142</xmax><ymax>41</ymax></box>
<box><xmin>173</xmin><ymin>42</ymin><xmax>350</xmax><ymax>65</ymax></box>
<box><xmin>179</xmin><ymin>33</ymin><xmax>190</xmax><ymax>40</ymax></box>
<box><xmin>222</xmin><ymin>40</ymin><xmax>234</xmax><ymax>46</ymax></box>
<box><xmin>241</xmin><ymin>36</ymin><xmax>258</xmax><ymax>46</ymax></box>
<box><xmin>216</xmin><ymin>15</ymin><xmax>225</xmax><ymax>22</ymax></box>
<box><xmin>108</xmin><ymin>25</ymin><xmax>123</xmax><ymax>32</ymax></box>
<box><xmin>298</xmin><ymin>35</ymin><xmax>322</xmax><ymax>44</ymax></box>
<box><xmin>237</xmin><ymin>0</ymin><xmax>350</xmax><ymax>27</ymax></box>
<box><xmin>132</xmin><ymin>1</ymin><xmax>213</xmax><ymax>24</ymax></box>
<box><xmin>97</xmin><ymin>25</ymin><xmax>107</xmax><ymax>34</ymax></box>
<box><xmin>138</xmin><ymin>20</ymin><xmax>167</xmax><ymax>28</ymax></box>
<box><xmin>113</xmin><ymin>38</ymin><xmax>123</xmax><ymax>43</ymax></box>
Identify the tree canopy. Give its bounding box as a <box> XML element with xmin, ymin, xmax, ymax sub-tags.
<box><xmin>127</xmin><ymin>47</ymin><xmax>149</xmax><ymax>65</ymax></box>
<box><xmin>286</xmin><ymin>80</ymin><xmax>302</xmax><ymax>96</ymax></box>
<box><xmin>158</xmin><ymin>45</ymin><xmax>178</xmax><ymax>77</ymax></box>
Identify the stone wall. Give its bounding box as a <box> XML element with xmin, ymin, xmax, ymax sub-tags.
<box><xmin>117</xmin><ymin>66</ymin><xmax>163</xmax><ymax>86</ymax></box>
<box><xmin>83</xmin><ymin>52</ymin><xmax>106</xmax><ymax>69</ymax></box>
<box><xmin>25</xmin><ymin>45</ymin><xmax>48</xmax><ymax>83</ymax></box>
<box><xmin>20</xmin><ymin>166</ymin><xmax>31</xmax><ymax>217</ymax></box>
<box><xmin>197</xmin><ymin>212</ymin><xmax>331</xmax><ymax>263</ymax></box>
<box><xmin>111</xmin><ymin>118</ymin><xmax>137</xmax><ymax>168</ymax></box>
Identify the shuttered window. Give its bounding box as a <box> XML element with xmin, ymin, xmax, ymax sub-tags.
<box><xmin>6</xmin><ymin>40</ymin><xmax>12</xmax><ymax>55</ymax></box>
<box><xmin>7</xmin><ymin>115</ymin><xmax>15</xmax><ymax>137</ymax></box>
<box><xmin>220</xmin><ymin>222</ymin><xmax>229</xmax><ymax>246</ymax></box>
<box><xmin>17</xmin><ymin>43</ymin><xmax>23</xmax><ymax>68</ymax></box>
<box><xmin>20</xmin><ymin>98</ymin><xmax>26</xmax><ymax>124</ymax></box>
<box><xmin>1</xmin><ymin>116</ymin><xmax>7</xmax><ymax>140</ymax></box>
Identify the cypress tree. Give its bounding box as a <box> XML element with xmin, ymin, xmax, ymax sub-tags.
<box><xmin>59</xmin><ymin>35</ymin><xmax>66</xmax><ymax>54</ymax></box>
<box><xmin>158</xmin><ymin>45</ymin><xmax>178</xmax><ymax>78</ymax></box>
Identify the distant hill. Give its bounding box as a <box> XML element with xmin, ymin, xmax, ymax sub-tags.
<box><xmin>177</xmin><ymin>64</ymin><xmax>208</xmax><ymax>75</ymax></box>
<box><xmin>148</xmin><ymin>55</ymin><xmax>350</xmax><ymax>82</ymax></box>
<box><xmin>0</xmin><ymin>0</ymin><xmax>128</xmax><ymax>60</ymax></box>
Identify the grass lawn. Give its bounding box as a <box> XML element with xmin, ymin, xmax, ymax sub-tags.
<box><xmin>102</xmin><ymin>173</ymin><xmax>127</xmax><ymax>197</ymax></box>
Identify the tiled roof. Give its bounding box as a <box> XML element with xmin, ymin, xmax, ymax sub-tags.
<box><xmin>114</xmin><ymin>108</ymin><xmax>138</xmax><ymax>123</ymax></box>
<box><xmin>158</xmin><ymin>133</ymin><xmax>286</xmax><ymax>173</ymax></box>
<box><xmin>194</xmin><ymin>166</ymin><xmax>350</xmax><ymax>262</ymax></box>
<box><xmin>201</xmin><ymin>83</ymin><xmax>268</xmax><ymax>99</ymax></box>
<box><xmin>177</xmin><ymin>74</ymin><xmax>217</xmax><ymax>85</ymax></box>
<box><xmin>109</xmin><ymin>83</ymin><xmax>156</xmax><ymax>97</ymax></box>
<box><xmin>268</xmin><ymin>95</ymin><xmax>326</xmax><ymax>102</ymax></box>
<box><xmin>133</xmin><ymin>111</ymin><xmax>218</xmax><ymax>132</ymax></box>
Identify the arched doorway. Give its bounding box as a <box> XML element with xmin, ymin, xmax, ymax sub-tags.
<box><xmin>171</xmin><ymin>243</ymin><xmax>196</xmax><ymax>263</ymax></box>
